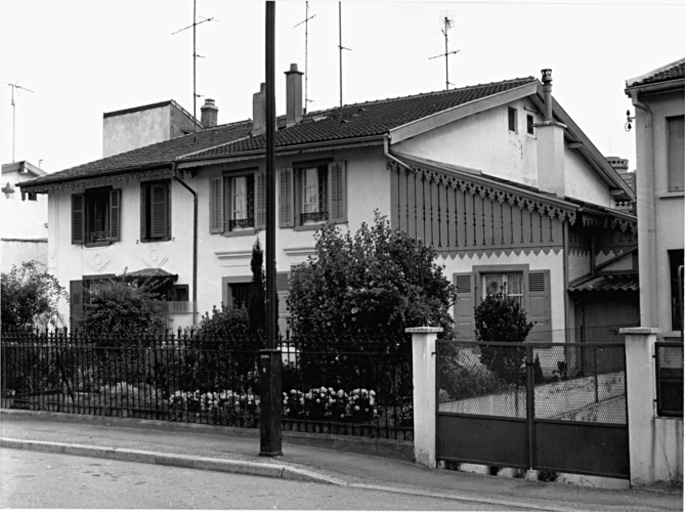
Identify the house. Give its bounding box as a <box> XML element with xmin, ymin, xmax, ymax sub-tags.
<box><xmin>18</xmin><ymin>65</ymin><xmax>637</xmax><ymax>354</ymax></box>
<box><xmin>1</xmin><ymin>161</ymin><xmax>48</xmax><ymax>273</ymax></box>
<box><xmin>625</xmin><ymin>57</ymin><xmax>684</xmax><ymax>340</ymax></box>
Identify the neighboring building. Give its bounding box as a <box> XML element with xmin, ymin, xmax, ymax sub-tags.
<box><xmin>1</xmin><ymin>161</ymin><xmax>48</xmax><ymax>273</ymax></box>
<box><xmin>19</xmin><ymin>65</ymin><xmax>637</xmax><ymax>353</ymax></box>
<box><xmin>606</xmin><ymin>156</ymin><xmax>636</xmax><ymax>194</ymax></box>
<box><xmin>625</xmin><ymin>57</ymin><xmax>685</xmax><ymax>340</ymax></box>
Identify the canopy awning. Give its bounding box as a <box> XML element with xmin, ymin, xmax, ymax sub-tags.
<box><xmin>568</xmin><ymin>273</ymin><xmax>639</xmax><ymax>293</ymax></box>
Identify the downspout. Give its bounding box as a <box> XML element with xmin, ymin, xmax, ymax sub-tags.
<box><xmin>383</xmin><ymin>134</ymin><xmax>411</xmax><ymax>171</ymax></box>
<box><xmin>172</xmin><ymin>164</ymin><xmax>198</xmax><ymax>326</ymax></box>
<box><xmin>629</xmin><ymin>91</ymin><xmax>657</xmax><ymax>328</ymax></box>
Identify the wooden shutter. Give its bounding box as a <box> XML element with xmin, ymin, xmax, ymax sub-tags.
<box><xmin>209</xmin><ymin>177</ymin><xmax>223</xmax><ymax>233</ymax></box>
<box><xmin>668</xmin><ymin>116</ymin><xmax>684</xmax><ymax>192</ymax></box>
<box><xmin>150</xmin><ymin>183</ymin><xmax>168</xmax><ymax>239</ymax></box>
<box><xmin>328</xmin><ymin>161</ymin><xmax>347</xmax><ymax>223</ymax></box>
<box><xmin>279</xmin><ymin>168</ymin><xmax>294</xmax><ymax>228</ymax></box>
<box><xmin>109</xmin><ymin>189</ymin><xmax>121</xmax><ymax>241</ymax></box>
<box><xmin>256</xmin><ymin>172</ymin><xmax>266</xmax><ymax>229</ymax></box>
<box><xmin>72</xmin><ymin>193</ymin><xmax>85</xmax><ymax>244</ymax></box>
<box><xmin>69</xmin><ymin>280</ymin><xmax>84</xmax><ymax>332</ymax></box>
<box><xmin>454</xmin><ymin>272</ymin><xmax>476</xmax><ymax>339</ymax></box>
<box><xmin>527</xmin><ymin>270</ymin><xmax>551</xmax><ymax>342</ymax></box>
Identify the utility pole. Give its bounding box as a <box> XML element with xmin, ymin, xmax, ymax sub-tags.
<box><xmin>259</xmin><ymin>0</ymin><xmax>283</xmax><ymax>458</ymax></box>
<box><xmin>6</xmin><ymin>82</ymin><xmax>35</xmax><ymax>163</ymax></box>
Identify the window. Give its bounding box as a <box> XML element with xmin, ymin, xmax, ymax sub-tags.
<box><xmin>209</xmin><ymin>171</ymin><xmax>264</xmax><ymax>235</ymax></box>
<box><xmin>667</xmin><ymin>116</ymin><xmax>684</xmax><ymax>192</ymax></box>
<box><xmin>72</xmin><ymin>187</ymin><xmax>121</xmax><ymax>245</ymax></box>
<box><xmin>279</xmin><ymin>161</ymin><xmax>347</xmax><ymax>228</ymax></box>
<box><xmin>669</xmin><ymin>249</ymin><xmax>684</xmax><ymax>331</ymax></box>
<box><xmin>508</xmin><ymin>107</ymin><xmax>518</xmax><ymax>133</ymax></box>
<box><xmin>454</xmin><ymin>266</ymin><xmax>550</xmax><ymax>341</ymax></box>
<box><xmin>141</xmin><ymin>180</ymin><xmax>171</xmax><ymax>242</ymax></box>
<box><xmin>526</xmin><ymin>114</ymin><xmax>535</xmax><ymax>135</ymax></box>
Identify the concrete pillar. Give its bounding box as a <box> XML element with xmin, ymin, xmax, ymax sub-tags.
<box><xmin>407</xmin><ymin>326</ymin><xmax>443</xmax><ymax>468</ymax></box>
<box><xmin>621</xmin><ymin>326</ymin><xmax>683</xmax><ymax>487</ymax></box>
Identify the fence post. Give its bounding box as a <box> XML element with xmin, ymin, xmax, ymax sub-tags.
<box><xmin>407</xmin><ymin>326</ymin><xmax>443</xmax><ymax>468</ymax></box>
<box><xmin>620</xmin><ymin>326</ymin><xmax>682</xmax><ymax>487</ymax></box>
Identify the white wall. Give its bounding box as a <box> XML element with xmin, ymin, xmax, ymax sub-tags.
<box><xmin>103</xmin><ymin>106</ymin><xmax>170</xmax><ymax>157</ymax></box>
<box><xmin>564</xmin><ymin>145</ymin><xmax>614</xmax><ymax>207</ymax></box>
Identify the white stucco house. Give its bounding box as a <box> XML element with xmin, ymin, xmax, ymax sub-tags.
<box><xmin>1</xmin><ymin>161</ymin><xmax>48</xmax><ymax>273</ymax></box>
<box><xmin>18</xmin><ymin>65</ymin><xmax>637</xmax><ymax>349</ymax></box>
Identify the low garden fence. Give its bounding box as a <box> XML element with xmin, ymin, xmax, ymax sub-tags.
<box><xmin>0</xmin><ymin>330</ymin><xmax>413</xmax><ymax>440</ymax></box>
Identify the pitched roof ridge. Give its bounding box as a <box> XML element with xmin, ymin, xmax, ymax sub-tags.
<box><xmin>302</xmin><ymin>76</ymin><xmax>538</xmax><ymax>118</ymax></box>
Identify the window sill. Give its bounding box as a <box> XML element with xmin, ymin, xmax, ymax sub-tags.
<box><xmin>84</xmin><ymin>241</ymin><xmax>113</xmax><ymax>248</ymax></box>
<box><xmin>223</xmin><ymin>228</ymin><xmax>257</xmax><ymax>238</ymax></box>
<box><xmin>659</xmin><ymin>191</ymin><xmax>684</xmax><ymax>200</ymax></box>
<box><xmin>140</xmin><ymin>238</ymin><xmax>171</xmax><ymax>243</ymax></box>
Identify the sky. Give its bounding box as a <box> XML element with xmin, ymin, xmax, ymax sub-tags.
<box><xmin>1</xmin><ymin>0</ymin><xmax>684</xmax><ymax>174</ymax></box>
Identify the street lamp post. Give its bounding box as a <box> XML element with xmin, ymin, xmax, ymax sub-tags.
<box><xmin>259</xmin><ymin>0</ymin><xmax>283</xmax><ymax>457</ymax></box>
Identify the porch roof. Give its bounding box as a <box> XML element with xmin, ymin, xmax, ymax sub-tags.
<box><xmin>568</xmin><ymin>273</ymin><xmax>639</xmax><ymax>293</ymax></box>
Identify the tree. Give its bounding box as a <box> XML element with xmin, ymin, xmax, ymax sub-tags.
<box><xmin>288</xmin><ymin>212</ymin><xmax>458</xmax><ymax>338</ymax></box>
<box><xmin>247</xmin><ymin>238</ymin><xmax>265</xmax><ymax>336</ymax></box>
<box><xmin>80</xmin><ymin>276</ymin><xmax>165</xmax><ymax>337</ymax></box>
<box><xmin>1</xmin><ymin>260</ymin><xmax>67</xmax><ymax>330</ymax></box>
<box><xmin>474</xmin><ymin>287</ymin><xmax>535</xmax><ymax>385</ymax></box>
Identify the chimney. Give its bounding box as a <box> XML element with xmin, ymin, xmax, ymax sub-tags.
<box><xmin>536</xmin><ymin>68</ymin><xmax>566</xmax><ymax>198</ymax></box>
<box><xmin>201</xmin><ymin>98</ymin><xmax>218</xmax><ymax>128</ymax></box>
<box><xmin>252</xmin><ymin>83</ymin><xmax>266</xmax><ymax>136</ymax></box>
<box><xmin>284</xmin><ymin>63</ymin><xmax>304</xmax><ymax>127</ymax></box>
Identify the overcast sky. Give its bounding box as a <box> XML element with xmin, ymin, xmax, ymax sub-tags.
<box><xmin>1</xmin><ymin>0</ymin><xmax>684</xmax><ymax>174</ymax></box>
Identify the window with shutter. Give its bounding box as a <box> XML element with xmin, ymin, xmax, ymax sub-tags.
<box><xmin>454</xmin><ymin>272</ymin><xmax>476</xmax><ymax>339</ymax></box>
<box><xmin>527</xmin><ymin>270</ymin><xmax>551</xmax><ymax>342</ymax></box>
<box><xmin>69</xmin><ymin>280</ymin><xmax>84</xmax><ymax>330</ymax></box>
<box><xmin>72</xmin><ymin>187</ymin><xmax>121</xmax><ymax>246</ymax></box>
<box><xmin>209</xmin><ymin>177</ymin><xmax>223</xmax><ymax>233</ymax></box>
<box><xmin>279</xmin><ymin>168</ymin><xmax>294</xmax><ymax>228</ymax></box>
<box><xmin>667</xmin><ymin>116</ymin><xmax>684</xmax><ymax>192</ymax></box>
<box><xmin>141</xmin><ymin>180</ymin><xmax>171</xmax><ymax>242</ymax></box>
<box><xmin>328</xmin><ymin>161</ymin><xmax>347</xmax><ymax>224</ymax></box>
<box><xmin>256</xmin><ymin>172</ymin><xmax>266</xmax><ymax>229</ymax></box>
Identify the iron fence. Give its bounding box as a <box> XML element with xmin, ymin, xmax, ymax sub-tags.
<box><xmin>656</xmin><ymin>342</ymin><xmax>684</xmax><ymax>417</ymax></box>
<box><xmin>0</xmin><ymin>329</ymin><xmax>412</xmax><ymax>440</ymax></box>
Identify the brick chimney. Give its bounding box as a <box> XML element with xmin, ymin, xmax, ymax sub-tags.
<box><xmin>252</xmin><ymin>83</ymin><xmax>266</xmax><ymax>136</ymax></box>
<box><xmin>535</xmin><ymin>68</ymin><xmax>567</xmax><ymax>198</ymax></box>
<box><xmin>201</xmin><ymin>98</ymin><xmax>218</xmax><ymax>128</ymax></box>
<box><xmin>285</xmin><ymin>63</ymin><xmax>304</xmax><ymax>127</ymax></box>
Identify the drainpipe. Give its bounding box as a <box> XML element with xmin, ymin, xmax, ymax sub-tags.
<box><xmin>173</xmin><ymin>165</ymin><xmax>198</xmax><ymax>326</ymax></box>
<box><xmin>383</xmin><ymin>135</ymin><xmax>411</xmax><ymax>171</ymax></box>
<box><xmin>629</xmin><ymin>91</ymin><xmax>657</xmax><ymax>328</ymax></box>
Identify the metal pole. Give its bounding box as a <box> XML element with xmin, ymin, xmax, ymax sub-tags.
<box><xmin>193</xmin><ymin>0</ymin><xmax>197</xmax><ymax>119</ymax></box>
<box><xmin>260</xmin><ymin>0</ymin><xmax>282</xmax><ymax>457</ymax></box>
<box><xmin>444</xmin><ymin>18</ymin><xmax>449</xmax><ymax>90</ymax></box>
<box><xmin>339</xmin><ymin>2</ymin><xmax>343</xmax><ymax>120</ymax></box>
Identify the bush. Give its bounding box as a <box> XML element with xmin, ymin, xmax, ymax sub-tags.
<box><xmin>474</xmin><ymin>287</ymin><xmax>534</xmax><ymax>385</ymax></box>
<box><xmin>438</xmin><ymin>343</ymin><xmax>502</xmax><ymax>400</ymax></box>
<box><xmin>1</xmin><ymin>260</ymin><xmax>67</xmax><ymax>330</ymax></box>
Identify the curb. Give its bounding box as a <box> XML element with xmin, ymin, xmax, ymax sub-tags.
<box><xmin>0</xmin><ymin>437</ymin><xmax>348</xmax><ymax>486</ymax></box>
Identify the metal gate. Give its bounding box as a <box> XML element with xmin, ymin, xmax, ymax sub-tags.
<box><xmin>436</xmin><ymin>341</ymin><xmax>629</xmax><ymax>479</ymax></box>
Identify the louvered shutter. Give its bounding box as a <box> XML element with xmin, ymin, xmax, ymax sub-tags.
<box><xmin>527</xmin><ymin>270</ymin><xmax>551</xmax><ymax>342</ymax></box>
<box><xmin>209</xmin><ymin>177</ymin><xmax>223</xmax><ymax>233</ymax></box>
<box><xmin>279</xmin><ymin>168</ymin><xmax>294</xmax><ymax>228</ymax></box>
<box><xmin>140</xmin><ymin>184</ymin><xmax>147</xmax><ymax>239</ymax></box>
<box><xmin>150</xmin><ymin>183</ymin><xmax>168</xmax><ymax>239</ymax></box>
<box><xmin>668</xmin><ymin>116</ymin><xmax>684</xmax><ymax>192</ymax></box>
<box><xmin>109</xmin><ymin>189</ymin><xmax>121</xmax><ymax>241</ymax></box>
<box><xmin>70</xmin><ymin>280</ymin><xmax>84</xmax><ymax>332</ymax></box>
<box><xmin>72</xmin><ymin>193</ymin><xmax>85</xmax><ymax>244</ymax></box>
<box><xmin>328</xmin><ymin>161</ymin><xmax>347</xmax><ymax>224</ymax></box>
<box><xmin>256</xmin><ymin>172</ymin><xmax>266</xmax><ymax>229</ymax></box>
<box><xmin>454</xmin><ymin>272</ymin><xmax>476</xmax><ymax>340</ymax></box>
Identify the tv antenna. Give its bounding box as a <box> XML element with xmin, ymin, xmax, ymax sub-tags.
<box><xmin>6</xmin><ymin>81</ymin><xmax>35</xmax><ymax>163</ymax></box>
<box><xmin>172</xmin><ymin>0</ymin><xmax>218</xmax><ymax>120</ymax></box>
<box><xmin>294</xmin><ymin>1</ymin><xmax>316</xmax><ymax>114</ymax></box>
<box><xmin>338</xmin><ymin>2</ymin><xmax>352</xmax><ymax>122</ymax></box>
<box><xmin>429</xmin><ymin>11</ymin><xmax>459</xmax><ymax>90</ymax></box>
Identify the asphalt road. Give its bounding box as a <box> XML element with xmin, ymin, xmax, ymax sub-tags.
<box><xmin>1</xmin><ymin>449</ymin><xmax>517</xmax><ymax>510</ymax></box>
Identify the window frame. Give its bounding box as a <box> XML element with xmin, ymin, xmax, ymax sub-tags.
<box><xmin>667</xmin><ymin>115</ymin><xmax>684</xmax><ymax>193</ymax></box>
<box><xmin>140</xmin><ymin>179</ymin><xmax>171</xmax><ymax>243</ymax></box>
<box><xmin>72</xmin><ymin>186</ymin><xmax>121</xmax><ymax>247</ymax></box>
<box><xmin>209</xmin><ymin>168</ymin><xmax>263</xmax><ymax>237</ymax></box>
<box><xmin>296</xmin><ymin>163</ymin><xmax>329</xmax><ymax>226</ymax></box>
<box><xmin>526</xmin><ymin>113</ymin><xmax>535</xmax><ymax>136</ymax></box>
<box><xmin>508</xmin><ymin>107</ymin><xmax>518</xmax><ymax>133</ymax></box>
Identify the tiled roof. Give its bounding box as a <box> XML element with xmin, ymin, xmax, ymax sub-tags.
<box><xmin>184</xmin><ymin>77</ymin><xmax>536</xmax><ymax>160</ymax></box>
<box><xmin>568</xmin><ymin>273</ymin><xmax>639</xmax><ymax>293</ymax></box>
<box><xmin>626</xmin><ymin>57</ymin><xmax>685</xmax><ymax>88</ymax></box>
<box><xmin>21</xmin><ymin>77</ymin><xmax>535</xmax><ymax>187</ymax></box>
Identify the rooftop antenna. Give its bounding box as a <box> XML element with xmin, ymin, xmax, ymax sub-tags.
<box><xmin>294</xmin><ymin>1</ymin><xmax>316</xmax><ymax>114</ymax></box>
<box><xmin>429</xmin><ymin>11</ymin><xmax>459</xmax><ymax>90</ymax></box>
<box><xmin>172</xmin><ymin>0</ymin><xmax>218</xmax><ymax>120</ymax></box>
<box><xmin>338</xmin><ymin>2</ymin><xmax>352</xmax><ymax>122</ymax></box>
<box><xmin>6</xmin><ymin>81</ymin><xmax>35</xmax><ymax>163</ymax></box>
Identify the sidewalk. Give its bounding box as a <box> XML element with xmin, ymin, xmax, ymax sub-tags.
<box><xmin>1</xmin><ymin>410</ymin><xmax>681</xmax><ymax>512</ymax></box>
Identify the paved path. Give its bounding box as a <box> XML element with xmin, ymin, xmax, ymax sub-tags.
<box><xmin>1</xmin><ymin>410</ymin><xmax>681</xmax><ymax>512</ymax></box>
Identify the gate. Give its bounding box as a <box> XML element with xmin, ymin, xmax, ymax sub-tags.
<box><xmin>436</xmin><ymin>341</ymin><xmax>629</xmax><ymax>479</ymax></box>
